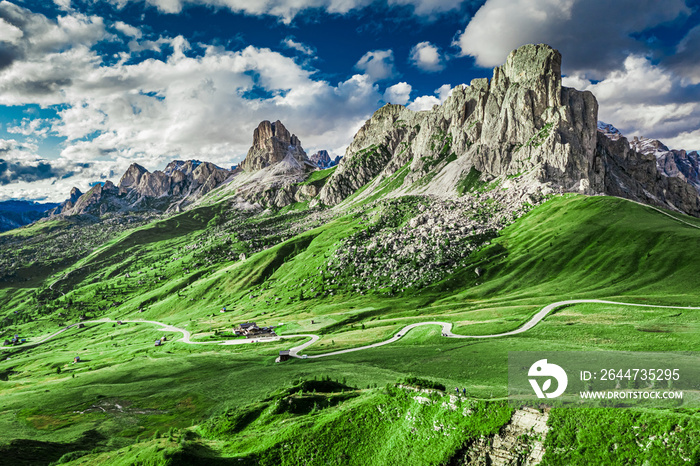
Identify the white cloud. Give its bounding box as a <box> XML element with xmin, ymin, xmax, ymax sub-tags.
<box><xmin>0</xmin><ymin>147</ymin><xmax>137</xmax><ymax>202</ymax></box>
<box><xmin>0</xmin><ymin>4</ymin><xmax>397</xmax><ymax>201</ymax></box>
<box><xmin>127</xmin><ymin>36</ymin><xmax>172</xmax><ymax>53</ymax></box>
<box><xmin>407</xmin><ymin>83</ymin><xmax>452</xmax><ymax>111</ymax></box>
<box><xmin>664</xmin><ymin>130</ymin><xmax>700</xmax><ymax>153</ymax></box>
<box><xmin>114</xmin><ymin>20</ymin><xmax>142</xmax><ymax>39</ymax></box>
<box><xmin>407</xmin><ymin>95</ymin><xmax>440</xmax><ymax>111</ymax></box>
<box><xmin>563</xmin><ymin>55</ymin><xmax>673</xmax><ymax>104</ymax></box>
<box><xmin>53</xmin><ymin>0</ymin><xmax>72</xmax><ymax>11</ymax></box>
<box><xmin>6</xmin><ymin>118</ymin><xmax>52</xmax><ymax>138</ymax></box>
<box><xmin>355</xmin><ymin>49</ymin><xmax>395</xmax><ymax>81</ymax></box>
<box><xmin>0</xmin><ymin>139</ymin><xmax>106</xmax><ymax>202</ymax></box>
<box><xmin>104</xmin><ymin>0</ymin><xmax>466</xmax><ymax>23</ymax></box>
<box><xmin>0</xmin><ymin>18</ymin><xmax>23</xmax><ymax>44</ymax></box>
<box><xmin>0</xmin><ymin>1</ymin><xmax>107</xmax><ymax>78</ymax></box>
<box><xmin>435</xmin><ymin>83</ymin><xmax>452</xmax><ymax>101</ymax></box>
<box><xmin>383</xmin><ymin>82</ymin><xmax>412</xmax><ymax>105</ymax></box>
<box><xmin>389</xmin><ymin>0</ymin><xmax>464</xmax><ymax>16</ymax></box>
<box><xmin>565</xmin><ymin>55</ymin><xmax>700</xmax><ymax>150</ymax></box>
<box><xmin>666</xmin><ymin>25</ymin><xmax>700</xmax><ymax>84</ymax></box>
<box><xmin>282</xmin><ymin>37</ymin><xmax>314</xmax><ymax>56</ymax></box>
<box><xmin>455</xmin><ymin>0</ymin><xmax>689</xmax><ymax>77</ymax></box>
<box><xmin>409</xmin><ymin>41</ymin><xmax>445</xmax><ymax>72</ymax></box>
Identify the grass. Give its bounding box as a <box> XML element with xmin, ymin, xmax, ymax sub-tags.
<box><xmin>298</xmin><ymin>166</ymin><xmax>337</xmax><ymax>187</ymax></box>
<box><xmin>2</xmin><ymin>193</ymin><xmax>700</xmax><ymax>463</ymax></box>
<box><xmin>455</xmin><ymin>167</ymin><xmax>484</xmax><ymax>195</ymax></box>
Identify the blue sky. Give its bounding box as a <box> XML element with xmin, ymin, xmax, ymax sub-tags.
<box><xmin>2</xmin><ymin>0</ymin><xmax>700</xmax><ymax>201</ymax></box>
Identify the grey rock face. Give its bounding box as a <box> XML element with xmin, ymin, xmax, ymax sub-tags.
<box><xmin>53</xmin><ymin>187</ymin><xmax>83</xmax><ymax>214</ymax></box>
<box><xmin>597</xmin><ymin>121</ymin><xmax>623</xmax><ymax>141</ymax></box>
<box><xmin>319</xmin><ymin>44</ymin><xmax>602</xmax><ymax>206</ymax></box>
<box><xmin>221</xmin><ymin>121</ymin><xmax>324</xmax><ymax>209</ymax></box>
<box><xmin>456</xmin><ymin>407</ymin><xmax>548</xmax><ymax>465</ymax></box>
<box><xmin>240</xmin><ymin>120</ymin><xmax>310</xmax><ymax>172</ymax></box>
<box><xmin>60</xmin><ymin>160</ymin><xmax>231</xmax><ymax>217</ymax></box>
<box><xmin>309</xmin><ymin>150</ymin><xmax>341</xmax><ymax>168</ymax></box>
<box><xmin>596</xmin><ymin>134</ymin><xmax>700</xmax><ymax>215</ymax></box>
<box><xmin>310</xmin><ymin>150</ymin><xmax>331</xmax><ymax>166</ymax></box>
<box><xmin>317</xmin><ymin>43</ymin><xmax>700</xmax><ymax>216</ymax></box>
<box><xmin>118</xmin><ymin>163</ymin><xmax>148</xmax><ymax>191</ymax></box>
<box><xmin>629</xmin><ymin>136</ymin><xmax>700</xmax><ymax>191</ymax></box>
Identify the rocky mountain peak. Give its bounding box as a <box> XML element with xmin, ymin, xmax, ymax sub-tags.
<box><xmin>630</xmin><ymin>136</ymin><xmax>670</xmax><ymax>155</ymax></box>
<box><xmin>103</xmin><ymin>180</ymin><xmax>117</xmax><ymax>191</ymax></box>
<box><xmin>164</xmin><ymin>160</ymin><xmax>202</xmax><ymax>176</ymax></box>
<box><xmin>68</xmin><ymin>187</ymin><xmax>82</xmax><ymax>203</ymax></box>
<box><xmin>498</xmin><ymin>43</ymin><xmax>562</xmax><ymax>109</ymax></box>
<box><xmin>58</xmin><ymin>159</ymin><xmax>231</xmax><ymax>218</ymax></box>
<box><xmin>240</xmin><ymin>120</ymin><xmax>308</xmax><ymax>172</ymax></box>
<box><xmin>118</xmin><ymin>163</ymin><xmax>148</xmax><ymax>190</ymax></box>
<box><xmin>317</xmin><ymin>43</ymin><xmax>700</xmax><ymax>216</ymax></box>
<box><xmin>597</xmin><ymin>121</ymin><xmax>623</xmax><ymax>141</ymax></box>
<box><xmin>252</xmin><ymin>120</ymin><xmax>299</xmax><ymax>148</ymax></box>
<box><xmin>311</xmin><ymin>150</ymin><xmax>330</xmax><ymax>164</ymax></box>
<box><xmin>628</xmin><ymin>136</ymin><xmax>700</xmax><ymax>191</ymax></box>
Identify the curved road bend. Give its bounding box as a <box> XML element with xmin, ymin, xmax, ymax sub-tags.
<box><xmin>16</xmin><ymin>300</ymin><xmax>700</xmax><ymax>359</ymax></box>
<box><xmin>287</xmin><ymin>299</ymin><xmax>700</xmax><ymax>359</ymax></box>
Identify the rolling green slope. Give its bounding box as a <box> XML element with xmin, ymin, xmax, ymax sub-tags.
<box><xmin>453</xmin><ymin>194</ymin><xmax>700</xmax><ymax>304</ymax></box>
<box><xmin>2</xmin><ymin>193</ymin><xmax>700</xmax><ymax>464</ymax></box>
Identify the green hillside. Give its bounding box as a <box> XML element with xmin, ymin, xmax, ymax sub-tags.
<box><xmin>1</xmin><ymin>193</ymin><xmax>700</xmax><ymax>464</ymax></box>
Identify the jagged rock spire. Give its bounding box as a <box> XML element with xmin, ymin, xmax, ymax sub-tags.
<box><xmin>240</xmin><ymin>120</ymin><xmax>308</xmax><ymax>172</ymax></box>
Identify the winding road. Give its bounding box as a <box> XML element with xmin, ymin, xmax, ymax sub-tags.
<box><xmin>14</xmin><ymin>299</ymin><xmax>700</xmax><ymax>359</ymax></box>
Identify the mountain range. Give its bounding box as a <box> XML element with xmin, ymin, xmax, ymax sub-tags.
<box><xmin>2</xmin><ymin>43</ymin><xmax>700</xmax><ymax>466</ymax></box>
<box><xmin>0</xmin><ymin>200</ymin><xmax>59</xmax><ymax>233</ymax></box>
<box><xmin>2</xmin><ymin>43</ymin><xmax>695</xmax><ymax>235</ymax></box>
<box><xmin>5</xmin><ymin>44</ymin><xmax>684</xmax><ymax>230</ymax></box>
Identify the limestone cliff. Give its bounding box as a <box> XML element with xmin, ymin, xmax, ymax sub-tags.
<box><xmin>240</xmin><ymin>120</ymin><xmax>311</xmax><ymax>172</ymax></box>
<box><xmin>453</xmin><ymin>407</ymin><xmax>548</xmax><ymax>465</ymax></box>
<box><xmin>58</xmin><ymin>160</ymin><xmax>231</xmax><ymax>217</ymax></box>
<box><xmin>200</xmin><ymin>120</ymin><xmax>321</xmax><ymax>209</ymax></box>
<box><xmin>629</xmin><ymin>136</ymin><xmax>700</xmax><ymax>191</ymax></box>
<box><xmin>317</xmin><ymin>44</ymin><xmax>700</xmax><ymax>216</ymax></box>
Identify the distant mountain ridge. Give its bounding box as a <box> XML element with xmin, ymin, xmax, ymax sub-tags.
<box><xmin>0</xmin><ymin>200</ymin><xmax>59</xmax><ymax>232</ymax></box>
<box><xmin>598</xmin><ymin>121</ymin><xmax>700</xmax><ymax>192</ymax></box>
<box><xmin>32</xmin><ymin>44</ymin><xmax>700</xmax><ymax>224</ymax></box>
<box><xmin>310</xmin><ymin>150</ymin><xmax>342</xmax><ymax>169</ymax></box>
<box><xmin>53</xmin><ymin>160</ymin><xmax>231</xmax><ymax>218</ymax></box>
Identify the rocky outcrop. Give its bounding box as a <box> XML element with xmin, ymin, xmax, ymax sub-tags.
<box><xmin>597</xmin><ymin>121</ymin><xmax>623</xmax><ymax>141</ymax></box>
<box><xmin>598</xmin><ymin>122</ymin><xmax>700</xmax><ymax>193</ymax></box>
<box><xmin>310</xmin><ymin>150</ymin><xmax>331</xmax><ymax>166</ymax></box>
<box><xmin>318</xmin><ymin>44</ymin><xmax>603</xmax><ymax>206</ymax></box>
<box><xmin>58</xmin><ymin>160</ymin><xmax>232</xmax><ymax>218</ymax></box>
<box><xmin>216</xmin><ymin>121</ymin><xmax>324</xmax><ymax>209</ymax></box>
<box><xmin>596</xmin><ymin>134</ymin><xmax>700</xmax><ymax>214</ymax></box>
<box><xmin>118</xmin><ymin>163</ymin><xmax>148</xmax><ymax>191</ymax></box>
<box><xmin>240</xmin><ymin>120</ymin><xmax>312</xmax><ymax>172</ymax></box>
<box><xmin>317</xmin><ymin>44</ymin><xmax>700</xmax><ymax>216</ymax></box>
<box><xmin>454</xmin><ymin>407</ymin><xmax>548</xmax><ymax>465</ymax></box>
<box><xmin>310</xmin><ymin>150</ymin><xmax>341</xmax><ymax>168</ymax></box>
<box><xmin>629</xmin><ymin>136</ymin><xmax>700</xmax><ymax>190</ymax></box>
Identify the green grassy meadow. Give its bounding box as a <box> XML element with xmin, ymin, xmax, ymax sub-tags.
<box><xmin>2</xmin><ymin>193</ymin><xmax>700</xmax><ymax>464</ymax></box>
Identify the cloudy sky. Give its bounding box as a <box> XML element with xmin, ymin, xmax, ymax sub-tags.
<box><xmin>2</xmin><ymin>0</ymin><xmax>700</xmax><ymax>202</ymax></box>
